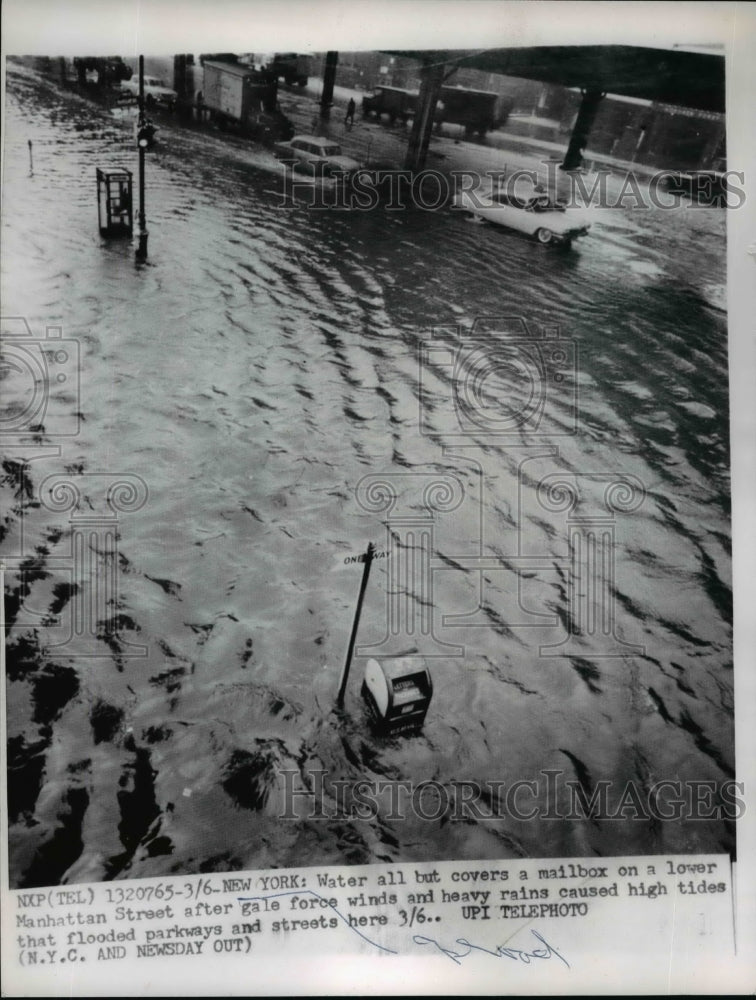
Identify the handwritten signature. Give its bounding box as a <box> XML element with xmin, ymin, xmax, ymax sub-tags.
<box><xmin>238</xmin><ymin>890</ymin><xmax>568</xmax><ymax>969</ymax></box>
<box><xmin>413</xmin><ymin>929</ymin><xmax>570</xmax><ymax>968</ymax></box>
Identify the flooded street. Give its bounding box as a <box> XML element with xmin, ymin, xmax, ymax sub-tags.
<box><xmin>2</xmin><ymin>64</ymin><xmax>733</xmax><ymax>887</ymax></box>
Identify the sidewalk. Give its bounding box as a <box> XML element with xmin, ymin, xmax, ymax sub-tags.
<box><xmin>282</xmin><ymin>76</ymin><xmax>662</xmax><ymax>194</ymax></box>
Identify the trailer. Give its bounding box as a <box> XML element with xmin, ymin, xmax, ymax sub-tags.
<box><xmin>438</xmin><ymin>85</ymin><xmax>513</xmax><ymax>137</ymax></box>
<box><xmin>268</xmin><ymin>53</ymin><xmax>312</xmax><ymax>87</ymax></box>
<box><xmin>361</xmin><ymin>85</ymin><xmax>418</xmax><ymax>124</ymax></box>
<box><xmin>201</xmin><ymin>60</ymin><xmax>293</xmax><ymax>143</ymax></box>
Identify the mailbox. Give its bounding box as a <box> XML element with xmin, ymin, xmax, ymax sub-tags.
<box><xmin>361</xmin><ymin>658</ymin><xmax>433</xmax><ymax>735</ymax></box>
<box><xmin>96</xmin><ymin>167</ymin><xmax>133</xmax><ymax>237</ymax></box>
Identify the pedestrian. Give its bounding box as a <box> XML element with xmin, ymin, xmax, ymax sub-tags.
<box><xmin>345</xmin><ymin>97</ymin><xmax>356</xmax><ymax>128</ymax></box>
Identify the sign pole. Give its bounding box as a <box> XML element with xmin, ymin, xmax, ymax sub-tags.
<box><xmin>336</xmin><ymin>542</ymin><xmax>375</xmax><ymax>708</ymax></box>
<box><xmin>135</xmin><ymin>55</ymin><xmax>148</xmax><ymax>261</ymax></box>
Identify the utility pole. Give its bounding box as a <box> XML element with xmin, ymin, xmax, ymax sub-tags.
<box><xmin>135</xmin><ymin>55</ymin><xmax>149</xmax><ymax>261</ymax></box>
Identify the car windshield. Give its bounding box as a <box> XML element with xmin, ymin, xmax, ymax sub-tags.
<box><xmin>492</xmin><ymin>192</ymin><xmax>525</xmax><ymax>209</ymax></box>
<box><xmin>320</xmin><ymin>145</ymin><xmax>341</xmax><ymax>156</ymax></box>
<box><xmin>492</xmin><ymin>190</ymin><xmax>553</xmax><ymax>211</ymax></box>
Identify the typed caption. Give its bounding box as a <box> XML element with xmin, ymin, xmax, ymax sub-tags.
<box><xmin>3</xmin><ymin>853</ymin><xmax>735</xmax><ymax>994</ymax></box>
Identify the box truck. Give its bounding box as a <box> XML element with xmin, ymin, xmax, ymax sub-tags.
<box><xmin>201</xmin><ymin>60</ymin><xmax>293</xmax><ymax>142</ymax></box>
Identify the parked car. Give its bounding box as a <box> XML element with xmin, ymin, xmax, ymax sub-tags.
<box><xmin>120</xmin><ymin>74</ymin><xmax>177</xmax><ymax>107</ymax></box>
<box><xmin>273</xmin><ymin>135</ymin><xmax>361</xmax><ymax>177</ymax></box>
<box><xmin>452</xmin><ymin>187</ymin><xmax>591</xmax><ymax>246</ymax></box>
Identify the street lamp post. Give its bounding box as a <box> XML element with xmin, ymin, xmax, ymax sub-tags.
<box><xmin>135</xmin><ymin>55</ymin><xmax>149</xmax><ymax>261</ymax></box>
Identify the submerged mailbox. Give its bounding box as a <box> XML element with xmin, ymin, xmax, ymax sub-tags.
<box><xmin>361</xmin><ymin>658</ymin><xmax>433</xmax><ymax>735</ymax></box>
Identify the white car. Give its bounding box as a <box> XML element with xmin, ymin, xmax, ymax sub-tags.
<box><xmin>273</xmin><ymin>135</ymin><xmax>361</xmax><ymax>177</ymax></box>
<box><xmin>120</xmin><ymin>75</ymin><xmax>177</xmax><ymax>107</ymax></box>
<box><xmin>452</xmin><ymin>187</ymin><xmax>591</xmax><ymax>246</ymax></box>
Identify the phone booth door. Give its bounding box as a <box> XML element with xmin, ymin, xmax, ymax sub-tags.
<box><xmin>96</xmin><ymin>168</ymin><xmax>133</xmax><ymax>237</ymax></box>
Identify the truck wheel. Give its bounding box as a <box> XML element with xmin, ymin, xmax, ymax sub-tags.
<box><xmin>536</xmin><ymin>227</ymin><xmax>554</xmax><ymax>245</ymax></box>
<box><xmin>389</xmin><ymin>113</ymin><xmax>396</xmax><ymax>125</ymax></box>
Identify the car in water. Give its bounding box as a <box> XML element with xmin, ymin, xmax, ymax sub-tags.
<box><xmin>273</xmin><ymin>134</ymin><xmax>361</xmax><ymax>177</ymax></box>
<box><xmin>452</xmin><ymin>187</ymin><xmax>591</xmax><ymax>246</ymax></box>
<box><xmin>120</xmin><ymin>74</ymin><xmax>178</xmax><ymax>108</ymax></box>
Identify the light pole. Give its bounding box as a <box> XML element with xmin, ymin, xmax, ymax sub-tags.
<box><xmin>135</xmin><ymin>55</ymin><xmax>149</xmax><ymax>261</ymax></box>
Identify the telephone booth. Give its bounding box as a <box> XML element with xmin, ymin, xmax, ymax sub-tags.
<box><xmin>96</xmin><ymin>168</ymin><xmax>133</xmax><ymax>237</ymax></box>
<box><xmin>362</xmin><ymin>658</ymin><xmax>433</xmax><ymax>736</ymax></box>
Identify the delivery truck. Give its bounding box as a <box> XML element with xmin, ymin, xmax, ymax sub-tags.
<box><xmin>361</xmin><ymin>85</ymin><xmax>418</xmax><ymax>124</ymax></box>
<box><xmin>268</xmin><ymin>53</ymin><xmax>312</xmax><ymax>87</ymax></box>
<box><xmin>438</xmin><ymin>85</ymin><xmax>513</xmax><ymax>137</ymax></box>
<box><xmin>201</xmin><ymin>59</ymin><xmax>294</xmax><ymax>142</ymax></box>
<box><xmin>362</xmin><ymin>83</ymin><xmax>513</xmax><ymax>137</ymax></box>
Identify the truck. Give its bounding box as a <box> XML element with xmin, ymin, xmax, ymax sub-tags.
<box><xmin>361</xmin><ymin>85</ymin><xmax>418</xmax><ymax>124</ymax></box>
<box><xmin>268</xmin><ymin>53</ymin><xmax>312</xmax><ymax>87</ymax></box>
<box><xmin>72</xmin><ymin>56</ymin><xmax>132</xmax><ymax>89</ymax></box>
<box><xmin>438</xmin><ymin>85</ymin><xmax>513</xmax><ymax>137</ymax></box>
<box><xmin>201</xmin><ymin>59</ymin><xmax>294</xmax><ymax>143</ymax></box>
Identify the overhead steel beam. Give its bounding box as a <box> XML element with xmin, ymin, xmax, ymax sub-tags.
<box><xmin>384</xmin><ymin>45</ymin><xmax>724</xmax><ymax>113</ymax></box>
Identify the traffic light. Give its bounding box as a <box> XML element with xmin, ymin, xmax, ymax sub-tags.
<box><xmin>136</xmin><ymin>121</ymin><xmax>157</xmax><ymax>148</ymax></box>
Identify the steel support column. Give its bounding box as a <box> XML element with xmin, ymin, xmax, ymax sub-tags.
<box><xmin>404</xmin><ymin>59</ymin><xmax>445</xmax><ymax>171</ymax></box>
<box><xmin>320</xmin><ymin>51</ymin><xmax>338</xmax><ymax>116</ymax></box>
<box><xmin>561</xmin><ymin>87</ymin><xmax>605</xmax><ymax>171</ymax></box>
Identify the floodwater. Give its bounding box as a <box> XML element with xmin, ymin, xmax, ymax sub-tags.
<box><xmin>2</xmin><ymin>64</ymin><xmax>733</xmax><ymax>887</ymax></box>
